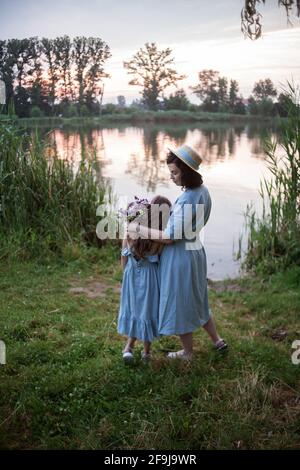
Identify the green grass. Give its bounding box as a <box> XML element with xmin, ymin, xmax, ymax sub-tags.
<box><xmin>12</xmin><ymin>110</ymin><xmax>277</xmax><ymax>129</ymax></box>
<box><xmin>1</xmin><ymin>246</ymin><xmax>300</xmax><ymax>450</ymax></box>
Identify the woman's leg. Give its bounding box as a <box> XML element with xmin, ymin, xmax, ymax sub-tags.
<box><xmin>203</xmin><ymin>317</ymin><xmax>228</xmax><ymax>351</ymax></box>
<box><xmin>202</xmin><ymin>317</ymin><xmax>221</xmax><ymax>343</ymax></box>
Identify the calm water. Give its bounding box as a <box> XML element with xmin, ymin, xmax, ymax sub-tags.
<box><xmin>41</xmin><ymin>122</ymin><xmax>281</xmax><ymax>280</ymax></box>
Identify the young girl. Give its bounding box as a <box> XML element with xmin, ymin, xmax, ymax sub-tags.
<box><xmin>117</xmin><ymin>196</ymin><xmax>171</xmax><ymax>362</ymax></box>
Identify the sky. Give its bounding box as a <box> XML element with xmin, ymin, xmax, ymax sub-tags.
<box><xmin>1</xmin><ymin>0</ymin><xmax>300</xmax><ymax>103</ymax></box>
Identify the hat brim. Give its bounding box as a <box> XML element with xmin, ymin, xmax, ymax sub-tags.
<box><xmin>167</xmin><ymin>147</ymin><xmax>202</xmax><ymax>173</ymax></box>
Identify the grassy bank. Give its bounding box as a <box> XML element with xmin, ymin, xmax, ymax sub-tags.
<box><xmin>242</xmin><ymin>86</ymin><xmax>300</xmax><ymax>274</ymax></box>
<box><xmin>10</xmin><ymin>110</ymin><xmax>279</xmax><ymax>129</ymax></box>
<box><xmin>0</xmin><ymin>246</ymin><xmax>299</xmax><ymax>450</ymax></box>
<box><xmin>0</xmin><ymin>121</ymin><xmax>113</xmax><ymax>259</ymax></box>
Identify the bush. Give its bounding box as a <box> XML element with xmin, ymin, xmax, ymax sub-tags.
<box><xmin>63</xmin><ymin>104</ymin><xmax>78</xmax><ymax>118</ymax></box>
<box><xmin>79</xmin><ymin>105</ymin><xmax>90</xmax><ymax>117</ymax></box>
<box><xmin>30</xmin><ymin>106</ymin><xmax>45</xmax><ymax>118</ymax></box>
<box><xmin>102</xmin><ymin>103</ymin><xmax>117</xmax><ymax>114</ymax></box>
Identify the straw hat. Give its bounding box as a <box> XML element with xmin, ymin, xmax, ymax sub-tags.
<box><xmin>167</xmin><ymin>144</ymin><xmax>202</xmax><ymax>173</ymax></box>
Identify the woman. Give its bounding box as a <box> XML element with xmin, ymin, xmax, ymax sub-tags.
<box><xmin>128</xmin><ymin>144</ymin><xmax>227</xmax><ymax>360</ymax></box>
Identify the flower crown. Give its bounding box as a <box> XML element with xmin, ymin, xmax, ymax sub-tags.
<box><xmin>118</xmin><ymin>196</ymin><xmax>150</xmax><ymax>223</ymax></box>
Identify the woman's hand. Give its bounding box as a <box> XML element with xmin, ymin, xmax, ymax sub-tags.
<box><xmin>127</xmin><ymin>221</ymin><xmax>140</xmax><ymax>239</ymax></box>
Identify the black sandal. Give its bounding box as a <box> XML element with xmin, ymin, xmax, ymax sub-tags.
<box><xmin>214</xmin><ymin>339</ymin><xmax>228</xmax><ymax>352</ymax></box>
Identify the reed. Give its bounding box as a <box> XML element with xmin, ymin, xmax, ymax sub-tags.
<box><xmin>0</xmin><ymin>120</ymin><xmax>112</xmax><ymax>259</ymax></box>
<box><xmin>243</xmin><ymin>84</ymin><xmax>300</xmax><ymax>273</ymax></box>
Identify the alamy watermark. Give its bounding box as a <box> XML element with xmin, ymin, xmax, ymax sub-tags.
<box><xmin>291</xmin><ymin>340</ymin><xmax>300</xmax><ymax>365</ymax></box>
<box><xmin>0</xmin><ymin>340</ymin><xmax>6</xmax><ymax>365</ymax></box>
<box><xmin>0</xmin><ymin>80</ymin><xmax>5</xmax><ymax>105</ymax></box>
<box><xmin>96</xmin><ymin>197</ymin><xmax>206</xmax><ymax>250</ymax></box>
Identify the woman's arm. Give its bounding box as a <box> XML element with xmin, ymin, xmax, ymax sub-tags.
<box><xmin>127</xmin><ymin>223</ymin><xmax>173</xmax><ymax>245</ymax></box>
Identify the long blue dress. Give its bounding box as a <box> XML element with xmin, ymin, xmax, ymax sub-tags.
<box><xmin>158</xmin><ymin>185</ymin><xmax>212</xmax><ymax>335</ymax></box>
<box><xmin>118</xmin><ymin>246</ymin><xmax>160</xmax><ymax>342</ymax></box>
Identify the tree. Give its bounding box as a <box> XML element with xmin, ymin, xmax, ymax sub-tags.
<box><xmin>124</xmin><ymin>42</ymin><xmax>185</xmax><ymax>110</ymax></box>
<box><xmin>54</xmin><ymin>35</ymin><xmax>73</xmax><ymax>103</ymax></box>
<box><xmin>248</xmin><ymin>96</ymin><xmax>259</xmax><ymax>115</ymax></box>
<box><xmin>130</xmin><ymin>98</ymin><xmax>145</xmax><ymax>110</ymax></box>
<box><xmin>0</xmin><ymin>38</ymin><xmax>37</xmax><ymax>115</ymax></box>
<box><xmin>0</xmin><ymin>36</ymin><xmax>111</xmax><ymax>117</ymax></box>
<box><xmin>0</xmin><ymin>39</ymin><xmax>15</xmax><ymax>107</ymax></box>
<box><xmin>217</xmin><ymin>77</ymin><xmax>228</xmax><ymax>111</ymax></box>
<box><xmin>117</xmin><ymin>95</ymin><xmax>126</xmax><ymax>108</ymax></box>
<box><xmin>8</xmin><ymin>38</ymin><xmax>37</xmax><ymax>88</ymax></box>
<box><xmin>83</xmin><ymin>38</ymin><xmax>111</xmax><ymax>112</ymax></box>
<box><xmin>274</xmin><ymin>92</ymin><xmax>294</xmax><ymax>117</ymax></box>
<box><xmin>41</xmin><ymin>38</ymin><xmax>60</xmax><ymax>113</ymax></box>
<box><xmin>233</xmin><ymin>99</ymin><xmax>247</xmax><ymax>115</ymax></box>
<box><xmin>13</xmin><ymin>86</ymin><xmax>31</xmax><ymax>117</ymax></box>
<box><xmin>72</xmin><ymin>36</ymin><xmax>111</xmax><ymax>114</ymax></box>
<box><xmin>25</xmin><ymin>37</ymin><xmax>51</xmax><ymax>114</ymax></box>
<box><xmin>241</xmin><ymin>1</ymin><xmax>300</xmax><ymax>40</ymax></box>
<box><xmin>253</xmin><ymin>78</ymin><xmax>277</xmax><ymax>100</ymax></box>
<box><xmin>190</xmin><ymin>70</ymin><xmax>220</xmax><ymax>111</ymax></box>
<box><xmin>229</xmin><ymin>80</ymin><xmax>239</xmax><ymax>111</ymax></box>
<box><xmin>164</xmin><ymin>89</ymin><xmax>190</xmax><ymax>110</ymax></box>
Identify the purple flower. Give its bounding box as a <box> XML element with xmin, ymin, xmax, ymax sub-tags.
<box><xmin>118</xmin><ymin>196</ymin><xmax>150</xmax><ymax>222</ymax></box>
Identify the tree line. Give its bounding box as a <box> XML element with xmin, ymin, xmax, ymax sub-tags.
<box><xmin>0</xmin><ymin>37</ymin><xmax>290</xmax><ymax>118</ymax></box>
<box><xmin>0</xmin><ymin>36</ymin><xmax>111</xmax><ymax>117</ymax></box>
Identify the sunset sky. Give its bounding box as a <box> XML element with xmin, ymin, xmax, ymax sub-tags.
<box><xmin>1</xmin><ymin>0</ymin><xmax>300</xmax><ymax>103</ymax></box>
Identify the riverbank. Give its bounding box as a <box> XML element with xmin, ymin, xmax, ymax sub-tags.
<box><xmin>3</xmin><ymin>110</ymin><xmax>281</xmax><ymax>129</ymax></box>
<box><xmin>1</xmin><ymin>245</ymin><xmax>299</xmax><ymax>450</ymax></box>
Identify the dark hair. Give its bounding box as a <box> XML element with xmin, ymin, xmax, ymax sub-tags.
<box><xmin>150</xmin><ymin>195</ymin><xmax>172</xmax><ymax>231</ymax></box>
<box><xmin>128</xmin><ymin>202</ymin><xmax>158</xmax><ymax>260</ymax></box>
<box><xmin>129</xmin><ymin>196</ymin><xmax>172</xmax><ymax>259</ymax></box>
<box><xmin>166</xmin><ymin>151</ymin><xmax>203</xmax><ymax>189</ymax></box>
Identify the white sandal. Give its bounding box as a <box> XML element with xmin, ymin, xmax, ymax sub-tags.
<box><xmin>141</xmin><ymin>351</ymin><xmax>151</xmax><ymax>362</ymax></box>
<box><xmin>167</xmin><ymin>350</ymin><xmax>192</xmax><ymax>361</ymax></box>
<box><xmin>122</xmin><ymin>347</ymin><xmax>134</xmax><ymax>362</ymax></box>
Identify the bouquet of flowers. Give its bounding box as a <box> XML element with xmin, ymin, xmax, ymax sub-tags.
<box><xmin>118</xmin><ymin>196</ymin><xmax>150</xmax><ymax>223</ymax></box>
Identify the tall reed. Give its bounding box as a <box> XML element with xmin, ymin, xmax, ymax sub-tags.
<box><xmin>243</xmin><ymin>84</ymin><xmax>300</xmax><ymax>273</ymax></box>
<box><xmin>0</xmin><ymin>120</ymin><xmax>112</xmax><ymax>259</ymax></box>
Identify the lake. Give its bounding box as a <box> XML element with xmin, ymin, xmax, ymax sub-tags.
<box><xmin>40</xmin><ymin>121</ymin><xmax>281</xmax><ymax>280</ymax></box>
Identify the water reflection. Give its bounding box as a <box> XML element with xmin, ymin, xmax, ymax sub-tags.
<box><xmin>28</xmin><ymin>122</ymin><xmax>282</xmax><ymax>280</ymax></box>
<box><xmin>40</xmin><ymin>123</ymin><xmax>281</xmax><ymax>192</ymax></box>
<box><xmin>39</xmin><ymin>121</ymin><xmax>282</xmax><ymax>196</ymax></box>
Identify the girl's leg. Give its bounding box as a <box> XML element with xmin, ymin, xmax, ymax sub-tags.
<box><xmin>141</xmin><ymin>341</ymin><xmax>151</xmax><ymax>361</ymax></box>
<box><xmin>143</xmin><ymin>341</ymin><xmax>151</xmax><ymax>355</ymax></box>
<box><xmin>179</xmin><ymin>332</ymin><xmax>193</xmax><ymax>356</ymax></box>
<box><xmin>123</xmin><ymin>336</ymin><xmax>136</xmax><ymax>352</ymax></box>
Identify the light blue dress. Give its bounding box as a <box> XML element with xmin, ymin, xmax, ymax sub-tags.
<box><xmin>118</xmin><ymin>246</ymin><xmax>160</xmax><ymax>342</ymax></box>
<box><xmin>158</xmin><ymin>185</ymin><xmax>212</xmax><ymax>335</ymax></box>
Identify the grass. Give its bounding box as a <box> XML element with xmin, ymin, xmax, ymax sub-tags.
<box><xmin>11</xmin><ymin>110</ymin><xmax>277</xmax><ymax>129</ymax></box>
<box><xmin>0</xmin><ymin>121</ymin><xmax>112</xmax><ymax>259</ymax></box>
<box><xmin>1</xmin><ymin>246</ymin><xmax>300</xmax><ymax>450</ymax></box>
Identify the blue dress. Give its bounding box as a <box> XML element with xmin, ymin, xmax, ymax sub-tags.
<box><xmin>158</xmin><ymin>185</ymin><xmax>212</xmax><ymax>335</ymax></box>
<box><xmin>118</xmin><ymin>246</ymin><xmax>160</xmax><ymax>342</ymax></box>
